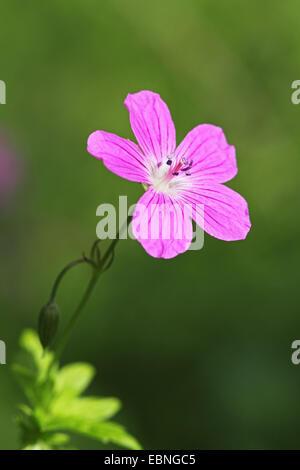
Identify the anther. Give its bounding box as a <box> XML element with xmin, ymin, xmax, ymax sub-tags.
<box><xmin>166</xmin><ymin>159</ymin><xmax>172</xmax><ymax>165</ymax></box>
<box><xmin>181</xmin><ymin>159</ymin><xmax>193</xmax><ymax>172</ymax></box>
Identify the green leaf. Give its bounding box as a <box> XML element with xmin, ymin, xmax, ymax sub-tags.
<box><xmin>73</xmin><ymin>421</ymin><xmax>142</xmax><ymax>450</ymax></box>
<box><xmin>43</xmin><ymin>433</ymin><xmax>70</xmax><ymax>446</ymax></box>
<box><xmin>19</xmin><ymin>329</ymin><xmax>55</xmax><ymax>381</ymax></box>
<box><xmin>14</xmin><ymin>329</ymin><xmax>142</xmax><ymax>450</ymax></box>
<box><xmin>20</xmin><ymin>329</ymin><xmax>44</xmax><ymax>362</ymax></box>
<box><xmin>44</xmin><ymin>397</ymin><xmax>121</xmax><ymax>429</ymax></box>
<box><xmin>23</xmin><ymin>442</ymin><xmax>52</xmax><ymax>450</ymax></box>
<box><xmin>14</xmin><ymin>330</ymin><xmax>57</xmax><ymax>408</ymax></box>
<box><xmin>12</xmin><ymin>364</ymin><xmax>35</xmax><ymax>381</ymax></box>
<box><xmin>55</xmin><ymin>362</ymin><xmax>95</xmax><ymax>398</ymax></box>
<box><xmin>11</xmin><ymin>364</ymin><xmax>35</xmax><ymax>400</ymax></box>
<box><xmin>13</xmin><ymin>364</ymin><xmax>55</xmax><ymax>409</ymax></box>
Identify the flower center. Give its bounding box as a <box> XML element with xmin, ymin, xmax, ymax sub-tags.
<box><xmin>150</xmin><ymin>155</ymin><xmax>193</xmax><ymax>196</ymax></box>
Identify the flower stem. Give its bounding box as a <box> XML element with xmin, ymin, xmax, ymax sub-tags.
<box><xmin>49</xmin><ymin>258</ymin><xmax>90</xmax><ymax>302</ymax></box>
<box><xmin>53</xmin><ymin>215</ymin><xmax>131</xmax><ymax>362</ymax></box>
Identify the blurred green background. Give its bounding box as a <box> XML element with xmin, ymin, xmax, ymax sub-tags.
<box><xmin>1</xmin><ymin>0</ymin><xmax>300</xmax><ymax>450</ymax></box>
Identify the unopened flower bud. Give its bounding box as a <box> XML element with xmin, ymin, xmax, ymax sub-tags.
<box><xmin>38</xmin><ymin>301</ymin><xmax>59</xmax><ymax>348</ymax></box>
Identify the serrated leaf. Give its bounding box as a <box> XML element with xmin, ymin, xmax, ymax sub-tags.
<box><xmin>55</xmin><ymin>362</ymin><xmax>95</xmax><ymax>398</ymax></box>
<box><xmin>45</xmin><ymin>416</ymin><xmax>141</xmax><ymax>450</ymax></box>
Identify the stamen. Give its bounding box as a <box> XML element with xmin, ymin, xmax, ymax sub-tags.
<box><xmin>151</xmin><ymin>153</ymin><xmax>193</xmax><ymax>194</ymax></box>
<box><xmin>180</xmin><ymin>159</ymin><xmax>193</xmax><ymax>172</ymax></box>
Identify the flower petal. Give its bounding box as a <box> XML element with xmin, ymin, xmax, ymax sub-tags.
<box><xmin>175</xmin><ymin>124</ymin><xmax>237</xmax><ymax>183</ymax></box>
<box><xmin>87</xmin><ymin>131</ymin><xmax>150</xmax><ymax>183</ymax></box>
<box><xmin>179</xmin><ymin>182</ymin><xmax>251</xmax><ymax>241</ymax></box>
<box><xmin>132</xmin><ymin>187</ymin><xmax>192</xmax><ymax>259</ymax></box>
<box><xmin>124</xmin><ymin>91</ymin><xmax>176</xmax><ymax>162</ymax></box>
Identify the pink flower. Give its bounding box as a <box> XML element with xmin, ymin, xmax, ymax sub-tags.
<box><xmin>88</xmin><ymin>91</ymin><xmax>251</xmax><ymax>259</ymax></box>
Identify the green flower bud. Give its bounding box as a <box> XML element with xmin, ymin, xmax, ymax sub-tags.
<box><xmin>38</xmin><ymin>301</ymin><xmax>59</xmax><ymax>348</ymax></box>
